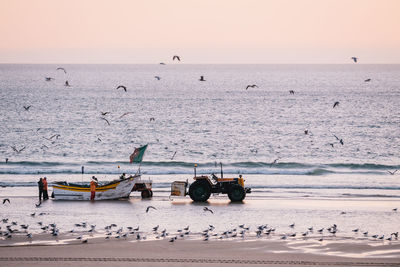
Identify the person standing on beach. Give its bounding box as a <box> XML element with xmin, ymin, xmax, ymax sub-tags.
<box><xmin>42</xmin><ymin>177</ymin><xmax>49</xmax><ymax>200</ymax></box>
<box><xmin>38</xmin><ymin>178</ymin><xmax>44</xmax><ymax>202</ymax></box>
<box><xmin>90</xmin><ymin>176</ymin><xmax>98</xmax><ymax>201</ymax></box>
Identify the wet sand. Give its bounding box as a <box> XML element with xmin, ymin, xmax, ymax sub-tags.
<box><xmin>1</xmin><ymin>234</ymin><xmax>400</xmax><ymax>267</ymax></box>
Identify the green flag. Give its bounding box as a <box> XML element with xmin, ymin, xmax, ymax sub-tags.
<box><xmin>129</xmin><ymin>144</ymin><xmax>148</xmax><ymax>163</ymax></box>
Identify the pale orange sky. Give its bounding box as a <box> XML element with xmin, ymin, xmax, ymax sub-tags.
<box><xmin>0</xmin><ymin>0</ymin><xmax>399</xmax><ymax>63</ymax></box>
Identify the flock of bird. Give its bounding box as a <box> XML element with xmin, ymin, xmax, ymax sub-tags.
<box><xmin>1</xmin><ymin>208</ymin><xmax>399</xmax><ymax>245</ymax></box>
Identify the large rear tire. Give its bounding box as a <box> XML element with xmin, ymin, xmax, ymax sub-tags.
<box><xmin>189</xmin><ymin>181</ymin><xmax>211</xmax><ymax>202</ymax></box>
<box><xmin>141</xmin><ymin>189</ymin><xmax>152</xmax><ymax>199</ymax></box>
<box><xmin>228</xmin><ymin>184</ymin><xmax>246</xmax><ymax>202</ymax></box>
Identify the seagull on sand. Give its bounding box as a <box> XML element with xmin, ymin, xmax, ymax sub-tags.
<box><xmin>351</xmin><ymin>57</ymin><xmax>358</xmax><ymax>63</ymax></box>
<box><xmin>203</xmin><ymin>207</ymin><xmax>214</xmax><ymax>214</ymax></box>
<box><xmin>246</xmin><ymin>84</ymin><xmax>258</xmax><ymax>90</ymax></box>
<box><xmin>23</xmin><ymin>105</ymin><xmax>31</xmax><ymax>111</ymax></box>
<box><xmin>56</xmin><ymin>67</ymin><xmax>67</xmax><ymax>74</ymax></box>
<box><xmin>199</xmin><ymin>76</ymin><xmax>206</xmax><ymax>81</ymax></box>
<box><xmin>2</xmin><ymin>198</ymin><xmax>10</xmax><ymax>204</ymax></box>
<box><xmin>11</xmin><ymin>146</ymin><xmax>25</xmax><ymax>153</ymax></box>
<box><xmin>154</xmin><ymin>76</ymin><xmax>161</xmax><ymax>80</ymax></box>
<box><xmin>146</xmin><ymin>206</ymin><xmax>157</xmax><ymax>213</ymax></box>
<box><xmin>333</xmin><ymin>101</ymin><xmax>340</xmax><ymax>108</ymax></box>
<box><xmin>393</xmin><ymin>208</ymin><xmax>398</xmax><ymax>212</ymax></box>
<box><xmin>173</xmin><ymin>55</ymin><xmax>181</xmax><ymax>61</ymax></box>
<box><xmin>387</xmin><ymin>170</ymin><xmax>398</xmax><ymax>175</ymax></box>
<box><xmin>101</xmin><ymin>117</ymin><xmax>110</xmax><ymax>126</ymax></box>
<box><xmin>116</xmin><ymin>85</ymin><xmax>127</xmax><ymax>92</ymax></box>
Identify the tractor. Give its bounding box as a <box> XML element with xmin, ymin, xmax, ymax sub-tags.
<box><xmin>171</xmin><ymin>164</ymin><xmax>251</xmax><ymax>202</ymax></box>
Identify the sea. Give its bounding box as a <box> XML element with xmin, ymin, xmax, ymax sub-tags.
<box><xmin>0</xmin><ymin>64</ymin><xmax>399</xmax><ymax>247</ymax></box>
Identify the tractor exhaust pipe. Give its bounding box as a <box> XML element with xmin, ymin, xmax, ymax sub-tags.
<box><xmin>220</xmin><ymin>162</ymin><xmax>223</xmax><ymax>179</ymax></box>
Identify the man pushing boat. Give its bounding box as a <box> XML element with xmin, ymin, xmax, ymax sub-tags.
<box><xmin>90</xmin><ymin>176</ymin><xmax>98</xmax><ymax>201</ymax></box>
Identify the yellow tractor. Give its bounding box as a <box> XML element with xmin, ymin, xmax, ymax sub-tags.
<box><xmin>171</xmin><ymin>164</ymin><xmax>251</xmax><ymax>202</ymax></box>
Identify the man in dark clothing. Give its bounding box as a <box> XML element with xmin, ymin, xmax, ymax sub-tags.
<box><xmin>38</xmin><ymin>178</ymin><xmax>44</xmax><ymax>202</ymax></box>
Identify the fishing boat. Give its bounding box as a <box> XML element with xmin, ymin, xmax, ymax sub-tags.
<box><xmin>52</xmin><ymin>174</ymin><xmax>152</xmax><ymax>200</ymax></box>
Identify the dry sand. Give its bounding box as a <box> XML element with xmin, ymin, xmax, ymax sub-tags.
<box><xmin>1</xmin><ymin>235</ymin><xmax>400</xmax><ymax>267</ymax></box>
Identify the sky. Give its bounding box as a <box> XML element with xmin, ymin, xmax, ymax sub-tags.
<box><xmin>0</xmin><ymin>0</ymin><xmax>399</xmax><ymax>64</ymax></box>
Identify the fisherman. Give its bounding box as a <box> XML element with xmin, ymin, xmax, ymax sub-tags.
<box><xmin>90</xmin><ymin>176</ymin><xmax>98</xmax><ymax>201</ymax></box>
<box><xmin>42</xmin><ymin>177</ymin><xmax>49</xmax><ymax>200</ymax></box>
<box><xmin>38</xmin><ymin>178</ymin><xmax>44</xmax><ymax>202</ymax></box>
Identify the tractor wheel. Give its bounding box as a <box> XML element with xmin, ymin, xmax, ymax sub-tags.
<box><xmin>228</xmin><ymin>184</ymin><xmax>246</xmax><ymax>202</ymax></box>
<box><xmin>141</xmin><ymin>189</ymin><xmax>152</xmax><ymax>199</ymax></box>
<box><xmin>189</xmin><ymin>181</ymin><xmax>211</xmax><ymax>202</ymax></box>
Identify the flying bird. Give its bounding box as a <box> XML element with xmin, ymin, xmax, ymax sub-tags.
<box><xmin>154</xmin><ymin>76</ymin><xmax>161</xmax><ymax>80</ymax></box>
<box><xmin>203</xmin><ymin>207</ymin><xmax>213</xmax><ymax>214</ymax></box>
<box><xmin>289</xmin><ymin>90</ymin><xmax>295</xmax><ymax>94</ymax></box>
<box><xmin>101</xmin><ymin>112</ymin><xmax>110</xmax><ymax>116</ymax></box>
<box><xmin>159</xmin><ymin>62</ymin><xmax>166</xmax><ymax>65</ymax></box>
<box><xmin>199</xmin><ymin>76</ymin><xmax>206</xmax><ymax>81</ymax></box>
<box><xmin>173</xmin><ymin>55</ymin><xmax>181</xmax><ymax>61</ymax></box>
<box><xmin>23</xmin><ymin>105</ymin><xmax>31</xmax><ymax>111</ymax></box>
<box><xmin>11</xmin><ymin>146</ymin><xmax>25</xmax><ymax>153</ymax></box>
<box><xmin>387</xmin><ymin>170</ymin><xmax>398</xmax><ymax>175</ymax></box>
<box><xmin>101</xmin><ymin>117</ymin><xmax>110</xmax><ymax>126</ymax></box>
<box><xmin>150</xmin><ymin>117</ymin><xmax>155</xmax><ymax>121</ymax></box>
<box><xmin>119</xmin><ymin>112</ymin><xmax>134</xmax><ymax>119</ymax></box>
<box><xmin>45</xmin><ymin>77</ymin><xmax>54</xmax><ymax>81</ymax></box>
<box><xmin>364</xmin><ymin>78</ymin><xmax>371</xmax><ymax>82</ymax></box>
<box><xmin>351</xmin><ymin>57</ymin><xmax>358</xmax><ymax>63</ymax></box>
<box><xmin>64</xmin><ymin>80</ymin><xmax>70</xmax><ymax>87</ymax></box>
<box><xmin>2</xmin><ymin>198</ymin><xmax>10</xmax><ymax>204</ymax></box>
<box><xmin>56</xmin><ymin>67</ymin><xmax>67</xmax><ymax>74</ymax></box>
<box><xmin>171</xmin><ymin>151</ymin><xmax>177</xmax><ymax>160</ymax></box>
<box><xmin>146</xmin><ymin>206</ymin><xmax>157</xmax><ymax>213</ymax></box>
<box><xmin>116</xmin><ymin>85</ymin><xmax>127</xmax><ymax>92</ymax></box>
<box><xmin>333</xmin><ymin>134</ymin><xmax>344</xmax><ymax>145</ymax></box>
<box><xmin>333</xmin><ymin>101</ymin><xmax>340</xmax><ymax>108</ymax></box>
<box><xmin>246</xmin><ymin>84</ymin><xmax>258</xmax><ymax>90</ymax></box>
<box><xmin>270</xmin><ymin>158</ymin><xmax>280</xmax><ymax>167</ymax></box>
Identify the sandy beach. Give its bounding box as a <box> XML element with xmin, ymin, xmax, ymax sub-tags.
<box><xmin>1</xmin><ymin>227</ymin><xmax>400</xmax><ymax>267</ymax></box>
<box><xmin>1</xmin><ymin>237</ymin><xmax>400</xmax><ymax>267</ymax></box>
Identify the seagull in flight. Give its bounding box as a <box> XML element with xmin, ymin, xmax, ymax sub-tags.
<box><xmin>23</xmin><ymin>105</ymin><xmax>31</xmax><ymax>111</ymax></box>
<box><xmin>116</xmin><ymin>85</ymin><xmax>127</xmax><ymax>92</ymax></box>
<box><xmin>119</xmin><ymin>112</ymin><xmax>134</xmax><ymax>119</ymax></box>
<box><xmin>364</xmin><ymin>78</ymin><xmax>371</xmax><ymax>82</ymax></box>
<box><xmin>171</xmin><ymin>151</ymin><xmax>177</xmax><ymax>160</ymax></box>
<box><xmin>203</xmin><ymin>207</ymin><xmax>213</xmax><ymax>214</ymax></box>
<box><xmin>289</xmin><ymin>90</ymin><xmax>295</xmax><ymax>95</ymax></box>
<box><xmin>56</xmin><ymin>67</ymin><xmax>67</xmax><ymax>74</ymax></box>
<box><xmin>146</xmin><ymin>206</ymin><xmax>157</xmax><ymax>213</ymax></box>
<box><xmin>387</xmin><ymin>170</ymin><xmax>398</xmax><ymax>175</ymax></box>
<box><xmin>270</xmin><ymin>158</ymin><xmax>280</xmax><ymax>167</ymax></box>
<box><xmin>351</xmin><ymin>57</ymin><xmax>358</xmax><ymax>63</ymax></box>
<box><xmin>64</xmin><ymin>80</ymin><xmax>70</xmax><ymax>87</ymax></box>
<box><xmin>333</xmin><ymin>101</ymin><xmax>340</xmax><ymax>108</ymax></box>
<box><xmin>154</xmin><ymin>76</ymin><xmax>161</xmax><ymax>80</ymax></box>
<box><xmin>101</xmin><ymin>112</ymin><xmax>110</xmax><ymax>116</ymax></box>
<box><xmin>11</xmin><ymin>146</ymin><xmax>26</xmax><ymax>153</ymax></box>
<box><xmin>173</xmin><ymin>55</ymin><xmax>181</xmax><ymax>61</ymax></box>
<box><xmin>199</xmin><ymin>76</ymin><xmax>206</xmax><ymax>81</ymax></box>
<box><xmin>45</xmin><ymin>77</ymin><xmax>54</xmax><ymax>81</ymax></box>
<box><xmin>246</xmin><ymin>84</ymin><xmax>258</xmax><ymax>90</ymax></box>
<box><xmin>159</xmin><ymin>62</ymin><xmax>166</xmax><ymax>65</ymax></box>
<box><xmin>333</xmin><ymin>134</ymin><xmax>344</xmax><ymax>145</ymax></box>
<box><xmin>101</xmin><ymin>117</ymin><xmax>110</xmax><ymax>126</ymax></box>
<box><xmin>2</xmin><ymin>198</ymin><xmax>10</xmax><ymax>204</ymax></box>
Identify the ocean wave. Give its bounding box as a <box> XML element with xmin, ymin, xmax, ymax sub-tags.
<box><xmin>0</xmin><ymin>160</ymin><xmax>398</xmax><ymax>175</ymax></box>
